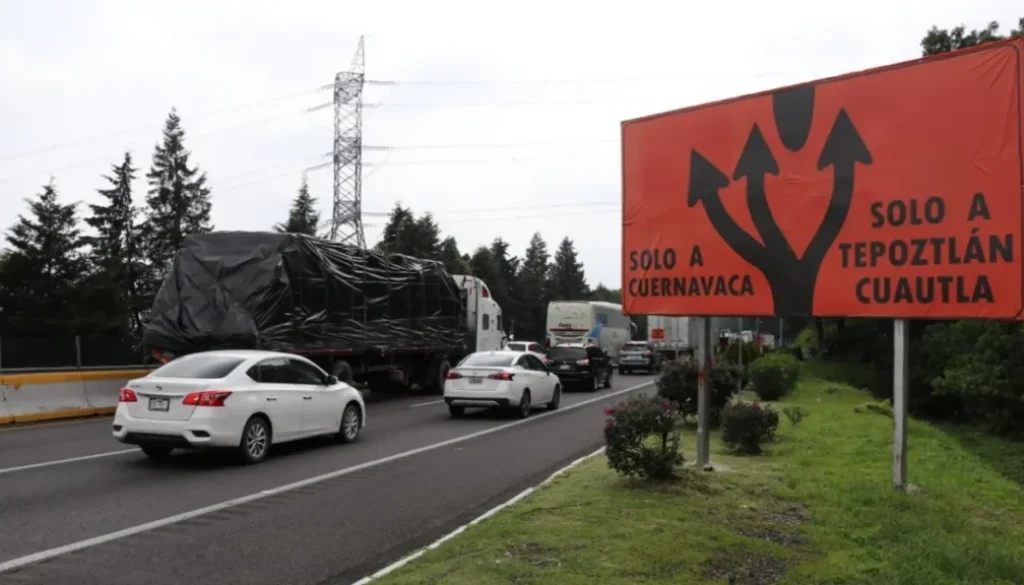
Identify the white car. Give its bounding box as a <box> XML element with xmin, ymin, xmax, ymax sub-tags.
<box><xmin>504</xmin><ymin>340</ymin><xmax>547</xmax><ymax>361</ymax></box>
<box><xmin>112</xmin><ymin>350</ymin><xmax>366</xmax><ymax>464</ymax></box>
<box><xmin>443</xmin><ymin>350</ymin><xmax>561</xmax><ymax>418</ymax></box>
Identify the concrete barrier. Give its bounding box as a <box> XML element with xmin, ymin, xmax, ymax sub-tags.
<box><xmin>0</xmin><ymin>369</ymin><xmax>154</xmax><ymax>424</ymax></box>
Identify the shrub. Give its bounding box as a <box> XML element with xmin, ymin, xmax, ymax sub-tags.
<box><xmin>720</xmin><ymin>340</ymin><xmax>762</xmax><ymax>366</ymax></box>
<box><xmin>782</xmin><ymin>406</ymin><xmax>807</xmax><ymax>427</ymax></box>
<box><xmin>656</xmin><ymin>359</ymin><xmax>738</xmax><ymax>424</ymax></box>
<box><xmin>721</xmin><ymin>401</ymin><xmax>780</xmax><ymax>454</ymax></box>
<box><xmin>603</xmin><ymin>395</ymin><xmax>683</xmax><ymax>480</ymax></box>
<box><xmin>749</xmin><ymin>353</ymin><xmax>801</xmax><ymax>401</ymax></box>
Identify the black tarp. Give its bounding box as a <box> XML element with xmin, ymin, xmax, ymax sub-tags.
<box><xmin>143</xmin><ymin>231</ymin><xmax>466</xmax><ymax>356</ymax></box>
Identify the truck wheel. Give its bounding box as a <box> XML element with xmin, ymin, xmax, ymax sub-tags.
<box><xmin>424</xmin><ymin>358</ymin><xmax>450</xmax><ymax>395</ymax></box>
<box><xmin>331</xmin><ymin>360</ymin><xmax>355</xmax><ymax>385</ymax></box>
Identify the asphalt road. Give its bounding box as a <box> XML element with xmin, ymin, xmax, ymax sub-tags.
<box><xmin>0</xmin><ymin>374</ymin><xmax>655</xmax><ymax>585</ymax></box>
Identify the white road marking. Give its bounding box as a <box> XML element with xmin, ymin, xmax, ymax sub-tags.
<box><xmin>0</xmin><ymin>380</ymin><xmax>654</xmax><ymax>573</ymax></box>
<box><xmin>352</xmin><ymin>447</ymin><xmax>607</xmax><ymax>584</ymax></box>
<box><xmin>0</xmin><ymin>449</ymin><xmax>137</xmax><ymax>477</ymax></box>
<box><xmin>410</xmin><ymin>399</ymin><xmax>445</xmax><ymax>408</ymax></box>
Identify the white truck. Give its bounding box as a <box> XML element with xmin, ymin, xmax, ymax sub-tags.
<box><xmin>647</xmin><ymin>316</ymin><xmax>723</xmax><ymax>361</ymax></box>
<box><xmin>546</xmin><ymin>301</ymin><xmax>635</xmax><ymax>362</ymax></box>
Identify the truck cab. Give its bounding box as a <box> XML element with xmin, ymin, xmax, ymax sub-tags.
<box><xmin>451</xmin><ymin>274</ymin><xmax>505</xmax><ymax>353</ymax></box>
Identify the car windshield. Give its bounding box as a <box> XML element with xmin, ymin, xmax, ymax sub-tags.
<box><xmin>460</xmin><ymin>353</ymin><xmax>516</xmax><ymax>368</ymax></box>
<box><xmin>151</xmin><ymin>354</ymin><xmax>246</xmax><ymax>379</ymax></box>
<box><xmin>548</xmin><ymin>346</ymin><xmax>586</xmax><ymax>359</ymax></box>
<box><xmin>506</xmin><ymin>343</ymin><xmax>526</xmax><ymax>351</ymax></box>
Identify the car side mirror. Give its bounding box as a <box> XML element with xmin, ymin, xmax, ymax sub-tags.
<box><xmin>326</xmin><ymin>375</ymin><xmax>338</xmax><ymax>385</ymax></box>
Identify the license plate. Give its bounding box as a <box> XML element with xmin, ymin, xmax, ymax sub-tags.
<box><xmin>559</xmin><ymin>364</ymin><xmax>571</xmax><ymax>370</ymax></box>
<box><xmin>469</xmin><ymin>377</ymin><xmax>483</xmax><ymax>384</ymax></box>
<box><xmin>148</xmin><ymin>397</ymin><xmax>170</xmax><ymax>412</ymax></box>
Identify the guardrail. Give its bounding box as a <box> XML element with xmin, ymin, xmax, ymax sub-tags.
<box><xmin>0</xmin><ymin>334</ymin><xmax>152</xmax><ymax>373</ymax></box>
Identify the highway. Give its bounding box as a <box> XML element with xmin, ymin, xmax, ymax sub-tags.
<box><xmin>0</xmin><ymin>375</ymin><xmax>655</xmax><ymax>585</ymax></box>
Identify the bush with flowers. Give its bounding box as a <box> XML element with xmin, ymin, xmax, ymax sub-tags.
<box><xmin>602</xmin><ymin>394</ymin><xmax>683</xmax><ymax>480</ymax></box>
<box><xmin>655</xmin><ymin>359</ymin><xmax>738</xmax><ymax>425</ymax></box>
<box><xmin>720</xmin><ymin>400</ymin><xmax>780</xmax><ymax>455</ymax></box>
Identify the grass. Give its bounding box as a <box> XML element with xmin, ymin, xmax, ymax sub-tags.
<box><xmin>372</xmin><ymin>368</ymin><xmax>1024</xmax><ymax>585</ymax></box>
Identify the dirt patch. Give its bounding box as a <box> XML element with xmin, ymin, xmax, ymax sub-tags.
<box><xmin>702</xmin><ymin>550</ymin><xmax>787</xmax><ymax>585</ymax></box>
<box><xmin>728</xmin><ymin>501</ymin><xmax>808</xmax><ymax>547</ymax></box>
<box><xmin>505</xmin><ymin>542</ymin><xmax>562</xmax><ymax>567</ymax></box>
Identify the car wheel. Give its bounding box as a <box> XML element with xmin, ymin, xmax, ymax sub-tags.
<box><xmin>448</xmin><ymin>404</ymin><xmax>465</xmax><ymax>418</ymax></box>
<box><xmin>140</xmin><ymin>445</ymin><xmax>173</xmax><ymax>459</ymax></box>
<box><xmin>590</xmin><ymin>375</ymin><xmax>600</xmax><ymax>392</ymax></box>
<box><xmin>336</xmin><ymin>403</ymin><xmax>362</xmax><ymax>443</ymax></box>
<box><xmin>618</xmin><ymin>368</ymin><xmax>626</xmax><ymax>375</ymax></box>
<box><xmin>238</xmin><ymin>416</ymin><xmax>271</xmax><ymax>464</ymax></box>
<box><xmin>547</xmin><ymin>385</ymin><xmax>561</xmax><ymax>410</ymax></box>
<box><xmin>517</xmin><ymin>390</ymin><xmax>532</xmax><ymax>418</ymax></box>
<box><xmin>604</xmin><ymin>369</ymin><xmax>613</xmax><ymax>389</ymax></box>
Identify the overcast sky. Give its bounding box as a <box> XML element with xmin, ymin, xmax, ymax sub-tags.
<box><xmin>0</xmin><ymin>0</ymin><xmax>1018</xmax><ymax>289</ymax></box>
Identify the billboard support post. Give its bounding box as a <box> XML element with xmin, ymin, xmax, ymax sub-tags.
<box><xmin>696</xmin><ymin>317</ymin><xmax>713</xmax><ymax>468</ymax></box>
<box><xmin>893</xmin><ymin>319</ymin><xmax>909</xmax><ymax>490</ymax></box>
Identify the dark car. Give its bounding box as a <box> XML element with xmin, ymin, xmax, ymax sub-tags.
<box><xmin>545</xmin><ymin>344</ymin><xmax>612</xmax><ymax>391</ymax></box>
<box><xmin>617</xmin><ymin>341</ymin><xmax>661</xmax><ymax>375</ymax></box>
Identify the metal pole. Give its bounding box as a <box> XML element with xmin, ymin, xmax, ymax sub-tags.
<box><xmin>779</xmin><ymin>318</ymin><xmax>784</xmax><ymax>347</ymax></box>
<box><xmin>893</xmin><ymin>319</ymin><xmax>909</xmax><ymax>490</ymax></box>
<box><xmin>74</xmin><ymin>335</ymin><xmax>83</xmax><ymax>369</ymax></box>
<box><xmin>696</xmin><ymin>317</ymin><xmax>712</xmax><ymax>468</ymax></box>
<box><xmin>737</xmin><ymin>317</ymin><xmax>743</xmax><ymax>390</ymax></box>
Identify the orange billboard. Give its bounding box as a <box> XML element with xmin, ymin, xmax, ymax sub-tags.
<box><xmin>622</xmin><ymin>39</ymin><xmax>1024</xmax><ymax>319</ymax></box>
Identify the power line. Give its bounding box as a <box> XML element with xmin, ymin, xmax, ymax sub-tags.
<box><xmin>366</xmin><ymin>207</ymin><xmax>618</xmax><ymax>227</ymax></box>
<box><xmin>362</xmin><ymin>72</ymin><xmax>806</xmax><ymax>86</ymax></box>
<box><xmin>0</xmin><ymin>86</ymin><xmax>326</xmax><ymax>164</ymax></box>
<box><xmin>213</xmin><ymin>148</ymin><xmax>616</xmax><ymax>193</ymax></box>
<box><xmin>416</xmin><ymin>200</ymin><xmax>617</xmax><ymax>215</ymax></box>
<box><xmin>0</xmin><ymin>108</ymin><xmax>322</xmax><ymax>185</ymax></box>
<box><xmin>364</xmin><ymin>139</ymin><xmax>616</xmax><ymax>150</ymax></box>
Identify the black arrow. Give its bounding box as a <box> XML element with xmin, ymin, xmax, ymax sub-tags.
<box><xmin>687</xmin><ymin>149</ymin><xmax>765</xmax><ymax>267</ymax></box>
<box><xmin>772</xmin><ymin>85</ymin><xmax>816</xmax><ymax>152</ymax></box>
<box><xmin>803</xmin><ymin>107</ymin><xmax>873</xmax><ymax>269</ymax></box>
<box><xmin>733</xmin><ymin>124</ymin><xmax>796</xmax><ymax>261</ymax></box>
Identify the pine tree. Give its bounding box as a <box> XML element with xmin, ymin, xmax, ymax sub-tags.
<box><xmin>546</xmin><ymin>236</ymin><xmax>589</xmax><ymax>301</ymax></box>
<box><xmin>143</xmin><ymin>108</ymin><xmax>213</xmax><ymax>278</ymax></box>
<box><xmin>438</xmin><ymin>236</ymin><xmax>469</xmax><ymax>274</ymax></box>
<box><xmin>518</xmin><ymin>232</ymin><xmax>551</xmax><ymax>339</ymax></box>
<box><xmin>0</xmin><ymin>181</ymin><xmax>89</xmax><ymax>334</ymax></box>
<box><xmin>377</xmin><ymin>203</ymin><xmax>415</xmax><ymax>254</ymax></box>
<box><xmin>84</xmin><ymin>151</ymin><xmax>146</xmax><ymax>335</ymax></box>
<box><xmin>275</xmin><ymin>176</ymin><xmax>319</xmax><ymax>235</ymax></box>
<box><xmin>410</xmin><ymin>213</ymin><xmax>442</xmax><ymax>259</ymax></box>
<box><xmin>468</xmin><ymin>246</ymin><xmax>498</xmax><ymax>289</ymax></box>
<box><xmin>488</xmin><ymin>238</ymin><xmax>521</xmax><ymax>334</ymax></box>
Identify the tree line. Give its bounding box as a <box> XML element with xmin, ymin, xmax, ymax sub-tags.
<box><xmin>0</xmin><ymin>109</ymin><xmax>624</xmax><ymax>352</ymax></box>
<box><xmin>372</xmin><ymin>203</ymin><xmax>629</xmax><ymax>343</ymax></box>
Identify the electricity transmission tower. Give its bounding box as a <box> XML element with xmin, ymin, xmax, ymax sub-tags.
<box><xmin>328</xmin><ymin>36</ymin><xmax>366</xmax><ymax>247</ymax></box>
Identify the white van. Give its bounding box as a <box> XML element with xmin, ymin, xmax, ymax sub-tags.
<box><xmin>545</xmin><ymin>301</ymin><xmax>635</xmax><ymax>363</ymax></box>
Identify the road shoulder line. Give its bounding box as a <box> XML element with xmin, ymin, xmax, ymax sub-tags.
<box><xmin>351</xmin><ymin>446</ymin><xmax>607</xmax><ymax>585</ymax></box>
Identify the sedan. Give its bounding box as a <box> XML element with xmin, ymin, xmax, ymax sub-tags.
<box><xmin>112</xmin><ymin>350</ymin><xmax>366</xmax><ymax>464</ymax></box>
<box><xmin>443</xmin><ymin>350</ymin><xmax>561</xmax><ymax>419</ymax></box>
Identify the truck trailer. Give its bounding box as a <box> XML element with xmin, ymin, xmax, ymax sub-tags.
<box><xmin>545</xmin><ymin>300</ymin><xmax>635</xmax><ymax>362</ymax></box>
<box><xmin>647</xmin><ymin>316</ymin><xmax>723</xmax><ymax>361</ymax></box>
<box><xmin>143</xmin><ymin>232</ymin><xmax>505</xmax><ymax>394</ymax></box>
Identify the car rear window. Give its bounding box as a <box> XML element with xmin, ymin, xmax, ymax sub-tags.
<box><xmin>460</xmin><ymin>353</ymin><xmax>516</xmax><ymax>367</ymax></box>
<box><xmin>548</xmin><ymin>346</ymin><xmax>586</xmax><ymax>359</ymax></box>
<box><xmin>624</xmin><ymin>342</ymin><xmax>648</xmax><ymax>350</ymax></box>
<box><xmin>151</xmin><ymin>355</ymin><xmax>246</xmax><ymax>379</ymax></box>
<box><xmin>506</xmin><ymin>343</ymin><xmax>526</xmax><ymax>352</ymax></box>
